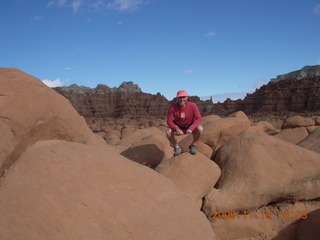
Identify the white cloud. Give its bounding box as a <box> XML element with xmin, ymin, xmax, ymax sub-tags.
<box><xmin>47</xmin><ymin>0</ymin><xmax>68</xmax><ymax>8</ymax></box>
<box><xmin>206</xmin><ymin>32</ymin><xmax>217</xmax><ymax>37</ymax></box>
<box><xmin>72</xmin><ymin>0</ymin><xmax>84</xmax><ymax>13</ymax></box>
<box><xmin>313</xmin><ymin>4</ymin><xmax>320</xmax><ymax>14</ymax></box>
<box><xmin>47</xmin><ymin>0</ymin><xmax>148</xmax><ymax>13</ymax></box>
<box><xmin>42</xmin><ymin>78</ymin><xmax>64</xmax><ymax>88</ymax></box>
<box><xmin>107</xmin><ymin>0</ymin><xmax>145</xmax><ymax>12</ymax></box>
<box><xmin>252</xmin><ymin>79</ymin><xmax>266</xmax><ymax>89</ymax></box>
<box><xmin>184</xmin><ymin>69</ymin><xmax>195</xmax><ymax>74</ymax></box>
<box><xmin>33</xmin><ymin>16</ymin><xmax>44</xmax><ymax>21</ymax></box>
<box><xmin>64</xmin><ymin>67</ymin><xmax>71</xmax><ymax>70</ymax></box>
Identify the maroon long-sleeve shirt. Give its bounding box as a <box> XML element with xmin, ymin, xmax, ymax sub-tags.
<box><xmin>167</xmin><ymin>101</ymin><xmax>202</xmax><ymax>131</ymax></box>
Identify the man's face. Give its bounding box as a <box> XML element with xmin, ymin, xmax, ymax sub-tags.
<box><xmin>177</xmin><ymin>96</ymin><xmax>188</xmax><ymax>107</ymax></box>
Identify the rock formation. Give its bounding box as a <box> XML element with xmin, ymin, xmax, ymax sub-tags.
<box><xmin>53</xmin><ymin>65</ymin><xmax>320</xmax><ymax>121</ymax></box>
<box><xmin>0</xmin><ymin>68</ymin><xmax>216</xmax><ymax>240</ymax></box>
<box><xmin>212</xmin><ymin>76</ymin><xmax>320</xmax><ymax>116</ymax></box>
<box><xmin>54</xmin><ymin>89</ymin><xmax>170</xmax><ymax>119</ymax></box>
<box><xmin>2</xmin><ymin>68</ymin><xmax>320</xmax><ymax>240</ymax></box>
<box><xmin>271</xmin><ymin>65</ymin><xmax>320</xmax><ymax>82</ymax></box>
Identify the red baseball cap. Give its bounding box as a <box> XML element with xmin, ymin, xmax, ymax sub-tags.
<box><xmin>176</xmin><ymin>90</ymin><xmax>188</xmax><ymax>97</ymax></box>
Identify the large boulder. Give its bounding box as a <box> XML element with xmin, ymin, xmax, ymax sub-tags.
<box><xmin>202</xmin><ymin>115</ymin><xmax>221</xmax><ymax>124</ymax></box>
<box><xmin>201</xmin><ymin>111</ymin><xmax>251</xmax><ymax>152</ymax></box>
<box><xmin>0</xmin><ymin>68</ymin><xmax>105</xmax><ymax>175</ymax></box>
<box><xmin>244</xmin><ymin>121</ymin><xmax>278</xmax><ymax>134</ymax></box>
<box><xmin>0</xmin><ymin>68</ymin><xmax>217</xmax><ymax>240</ymax></box>
<box><xmin>116</xmin><ymin>127</ymin><xmax>165</xmax><ymax>148</ymax></box>
<box><xmin>0</xmin><ymin>120</ymin><xmax>16</xmax><ymax>167</ymax></box>
<box><xmin>203</xmin><ymin>132</ymin><xmax>320</xmax><ymax>213</ymax></box>
<box><xmin>120</xmin><ymin>134</ymin><xmax>173</xmax><ymax>168</ymax></box>
<box><xmin>178</xmin><ymin>111</ymin><xmax>251</xmax><ymax>156</ymax></box>
<box><xmin>282</xmin><ymin>116</ymin><xmax>315</xmax><ymax>129</ymax></box>
<box><xmin>156</xmin><ymin>152</ymin><xmax>221</xmax><ymax>204</ymax></box>
<box><xmin>273</xmin><ymin>208</ymin><xmax>320</xmax><ymax>240</ymax></box>
<box><xmin>0</xmin><ymin>140</ymin><xmax>216</xmax><ymax>240</ymax></box>
<box><xmin>210</xmin><ymin>201</ymin><xmax>320</xmax><ymax>240</ymax></box>
<box><xmin>274</xmin><ymin>127</ymin><xmax>309</xmax><ymax>144</ymax></box>
<box><xmin>298</xmin><ymin>127</ymin><xmax>320</xmax><ymax>154</ymax></box>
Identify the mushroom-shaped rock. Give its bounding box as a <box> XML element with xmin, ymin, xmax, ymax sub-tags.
<box><xmin>203</xmin><ymin>132</ymin><xmax>320</xmax><ymax>213</ymax></box>
<box><xmin>282</xmin><ymin>116</ymin><xmax>315</xmax><ymax>129</ymax></box>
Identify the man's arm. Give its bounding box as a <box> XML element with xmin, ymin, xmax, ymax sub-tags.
<box><xmin>188</xmin><ymin>103</ymin><xmax>202</xmax><ymax>131</ymax></box>
<box><xmin>167</xmin><ymin>105</ymin><xmax>179</xmax><ymax>130</ymax></box>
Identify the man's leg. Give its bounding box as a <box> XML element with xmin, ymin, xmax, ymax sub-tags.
<box><xmin>189</xmin><ymin>124</ymin><xmax>203</xmax><ymax>155</ymax></box>
<box><xmin>166</xmin><ymin>128</ymin><xmax>182</xmax><ymax>156</ymax></box>
<box><xmin>166</xmin><ymin>128</ymin><xmax>177</xmax><ymax>147</ymax></box>
<box><xmin>192</xmin><ymin>124</ymin><xmax>203</xmax><ymax>144</ymax></box>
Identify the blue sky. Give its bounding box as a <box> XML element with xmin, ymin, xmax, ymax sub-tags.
<box><xmin>1</xmin><ymin>0</ymin><xmax>320</xmax><ymax>102</ymax></box>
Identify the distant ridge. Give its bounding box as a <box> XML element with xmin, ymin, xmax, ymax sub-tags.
<box><xmin>271</xmin><ymin>65</ymin><xmax>320</xmax><ymax>83</ymax></box>
<box><xmin>54</xmin><ymin>81</ymin><xmax>141</xmax><ymax>95</ymax></box>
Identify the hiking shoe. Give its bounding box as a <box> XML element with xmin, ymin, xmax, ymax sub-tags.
<box><xmin>174</xmin><ymin>146</ymin><xmax>182</xmax><ymax>156</ymax></box>
<box><xmin>189</xmin><ymin>143</ymin><xmax>197</xmax><ymax>155</ymax></box>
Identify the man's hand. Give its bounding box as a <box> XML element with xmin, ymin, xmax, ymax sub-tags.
<box><xmin>186</xmin><ymin>129</ymin><xmax>193</xmax><ymax>135</ymax></box>
<box><xmin>175</xmin><ymin>129</ymin><xmax>184</xmax><ymax>135</ymax></box>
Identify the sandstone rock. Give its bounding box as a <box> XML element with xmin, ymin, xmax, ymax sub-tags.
<box><xmin>203</xmin><ymin>132</ymin><xmax>320</xmax><ymax>213</ymax></box>
<box><xmin>100</xmin><ymin>124</ymin><xmax>114</xmax><ymax>133</ymax></box>
<box><xmin>200</xmin><ymin>111</ymin><xmax>251</xmax><ymax>152</ymax></box>
<box><xmin>156</xmin><ymin>152</ymin><xmax>221</xmax><ymax>204</ymax></box>
<box><xmin>0</xmin><ymin>120</ymin><xmax>16</xmax><ymax>167</ymax></box>
<box><xmin>282</xmin><ymin>116</ymin><xmax>315</xmax><ymax>129</ymax></box>
<box><xmin>211</xmin><ymin>76</ymin><xmax>320</xmax><ymax>116</ymax></box>
<box><xmin>54</xmin><ymin>89</ymin><xmax>170</xmax><ymax>119</ymax></box>
<box><xmin>197</xmin><ymin>142</ymin><xmax>214</xmax><ymax>158</ymax></box>
<box><xmin>273</xmin><ymin>208</ymin><xmax>320</xmax><ymax>240</ymax></box>
<box><xmin>271</xmin><ymin>65</ymin><xmax>320</xmax><ymax>82</ymax></box>
<box><xmin>95</xmin><ymin>131</ymin><xmax>107</xmax><ymax>139</ymax></box>
<box><xmin>120</xmin><ymin>134</ymin><xmax>172</xmax><ymax>168</ymax></box>
<box><xmin>121</xmin><ymin>125</ymin><xmax>136</xmax><ymax>139</ymax></box>
<box><xmin>315</xmin><ymin>116</ymin><xmax>320</xmax><ymax>125</ymax></box>
<box><xmin>274</xmin><ymin>127</ymin><xmax>309</xmax><ymax>144</ymax></box>
<box><xmin>116</xmin><ymin>127</ymin><xmax>165</xmax><ymax>148</ymax></box>
<box><xmin>298</xmin><ymin>127</ymin><xmax>320</xmax><ymax>154</ymax></box>
<box><xmin>89</xmin><ymin>122</ymin><xmax>102</xmax><ymax>132</ymax></box>
<box><xmin>104</xmin><ymin>132</ymin><xmax>121</xmax><ymax>146</ymax></box>
<box><xmin>306</xmin><ymin>126</ymin><xmax>318</xmax><ymax>133</ymax></box>
<box><xmin>0</xmin><ymin>140</ymin><xmax>216</xmax><ymax>240</ymax></box>
<box><xmin>202</xmin><ymin>115</ymin><xmax>221</xmax><ymax>124</ymax></box>
<box><xmin>177</xmin><ymin>137</ymin><xmax>214</xmax><ymax>159</ymax></box>
<box><xmin>210</xmin><ymin>200</ymin><xmax>320</xmax><ymax>240</ymax></box>
<box><xmin>0</xmin><ymin>68</ymin><xmax>105</xmax><ymax>176</ymax></box>
<box><xmin>244</xmin><ymin>121</ymin><xmax>277</xmax><ymax>134</ymax></box>
<box><xmin>268</xmin><ymin>118</ymin><xmax>284</xmax><ymax>129</ymax></box>
<box><xmin>55</xmin><ymin>81</ymin><xmax>142</xmax><ymax>95</ymax></box>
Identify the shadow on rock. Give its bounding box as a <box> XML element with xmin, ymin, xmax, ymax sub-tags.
<box><xmin>120</xmin><ymin>144</ymin><xmax>165</xmax><ymax>168</ymax></box>
<box><xmin>272</xmin><ymin>208</ymin><xmax>320</xmax><ymax>240</ymax></box>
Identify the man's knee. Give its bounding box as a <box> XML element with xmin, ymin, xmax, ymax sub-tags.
<box><xmin>166</xmin><ymin>128</ymin><xmax>173</xmax><ymax>138</ymax></box>
<box><xmin>194</xmin><ymin>124</ymin><xmax>203</xmax><ymax>134</ymax></box>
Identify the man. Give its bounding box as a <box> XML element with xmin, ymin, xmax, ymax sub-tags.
<box><xmin>166</xmin><ymin>90</ymin><xmax>203</xmax><ymax>156</ymax></box>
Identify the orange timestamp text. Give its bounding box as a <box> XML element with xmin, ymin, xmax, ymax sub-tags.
<box><xmin>212</xmin><ymin>210</ymin><xmax>308</xmax><ymax>220</ymax></box>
